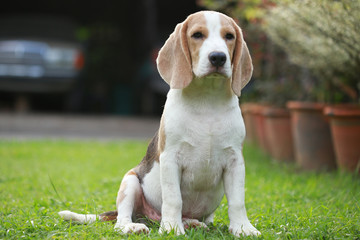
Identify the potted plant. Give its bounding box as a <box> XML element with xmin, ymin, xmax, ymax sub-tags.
<box><xmin>324</xmin><ymin>105</ymin><xmax>360</xmax><ymax>174</ymax></box>
<box><xmin>240</xmin><ymin>102</ymin><xmax>258</xmax><ymax>145</ymax></box>
<box><xmin>263</xmin><ymin>106</ymin><xmax>294</xmax><ymax>163</ymax></box>
<box><xmin>253</xmin><ymin>79</ymin><xmax>299</xmax><ymax>162</ymax></box>
<box><xmin>262</xmin><ymin>0</ymin><xmax>360</xmax><ymax>171</ymax></box>
<box><xmin>286</xmin><ymin>101</ymin><xmax>336</xmax><ymax>170</ymax></box>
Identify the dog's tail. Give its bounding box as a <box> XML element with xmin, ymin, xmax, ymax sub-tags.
<box><xmin>58</xmin><ymin>210</ymin><xmax>118</xmax><ymax>224</ymax></box>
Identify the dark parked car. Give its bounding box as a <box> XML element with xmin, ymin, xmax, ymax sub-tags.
<box><xmin>0</xmin><ymin>15</ymin><xmax>84</xmax><ymax>93</ymax></box>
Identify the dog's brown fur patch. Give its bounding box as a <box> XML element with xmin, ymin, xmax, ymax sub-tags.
<box><xmin>134</xmin><ymin>132</ymin><xmax>160</xmax><ymax>183</ymax></box>
<box><xmin>99</xmin><ymin>211</ymin><xmax>118</xmax><ymax>222</ymax></box>
<box><xmin>116</xmin><ymin>181</ymin><xmax>127</xmax><ymax>206</ymax></box>
<box><xmin>186</xmin><ymin>13</ymin><xmax>207</xmax><ymax>71</ymax></box>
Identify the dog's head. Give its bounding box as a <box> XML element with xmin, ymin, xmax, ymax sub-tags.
<box><xmin>156</xmin><ymin>11</ymin><xmax>253</xmax><ymax>96</ymax></box>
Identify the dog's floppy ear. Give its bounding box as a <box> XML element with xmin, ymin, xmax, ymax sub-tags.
<box><xmin>231</xmin><ymin>20</ymin><xmax>253</xmax><ymax>97</ymax></box>
<box><xmin>156</xmin><ymin>19</ymin><xmax>193</xmax><ymax>89</ymax></box>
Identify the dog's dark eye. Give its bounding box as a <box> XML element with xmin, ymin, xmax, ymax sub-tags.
<box><xmin>225</xmin><ymin>33</ymin><xmax>235</xmax><ymax>40</ymax></box>
<box><xmin>192</xmin><ymin>32</ymin><xmax>204</xmax><ymax>39</ymax></box>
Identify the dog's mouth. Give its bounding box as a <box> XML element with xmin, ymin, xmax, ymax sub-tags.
<box><xmin>204</xmin><ymin>67</ymin><xmax>230</xmax><ymax>78</ymax></box>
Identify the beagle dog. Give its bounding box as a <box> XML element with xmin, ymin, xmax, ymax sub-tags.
<box><xmin>59</xmin><ymin>10</ymin><xmax>260</xmax><ymax>237</ymax></box>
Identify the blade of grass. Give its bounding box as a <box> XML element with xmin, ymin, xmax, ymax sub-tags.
<box><xmin>48</xmin><ymin>174</ymin><xmax>67</xmax><ymax>207</ymax></box>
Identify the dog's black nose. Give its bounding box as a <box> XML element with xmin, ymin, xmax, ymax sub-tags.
<box><xmin>209</xmin><ymin>52</ymin><xmax>226</xmax><ymax>67</ymax></box>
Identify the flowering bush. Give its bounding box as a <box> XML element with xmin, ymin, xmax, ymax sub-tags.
<box><xmin>263</xmin><ymin>0</ymin><xmax>360</xmax><ymax>103</ymax></box>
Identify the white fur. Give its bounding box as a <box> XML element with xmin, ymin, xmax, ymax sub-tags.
<box><xmin>58</xmin><ymin>210</ymin><xmax>97</xmax><ymax>224</ymax></box>
<box><xmin>141</xmin><ymin>161</ymin><xmax>162</xmax><ymax>212</ymax></box>
<box><xmin>193</xmin><ymin>12</ymin><xmax>232</xmax><ymax>78</ymax></box>
<box><xmin>158</xmin><ymin>77</ymin><xmax>248</xmax><ymax>235</ymax></box>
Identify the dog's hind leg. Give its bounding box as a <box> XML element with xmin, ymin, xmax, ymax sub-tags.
<box><xmin>114</xmin><ymin>169</ymin><xmax>150</xmax><ymax>234</ymax></box>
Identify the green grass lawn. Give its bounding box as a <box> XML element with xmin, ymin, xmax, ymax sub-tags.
<box><xmin>0</xmin><ymin>140</ymin><xmax>359</xmax><ymax>239</ymax></box>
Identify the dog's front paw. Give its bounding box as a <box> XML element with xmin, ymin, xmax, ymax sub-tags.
<box><xmin>114</xmin><ymin>222</ymin><xmax>149</xmax><ymax>234</ymax></box>
<box><xmin>229</xmin><ymin>221</ymin><xmax>261</xmax><ymax>237</ymax></box>
<box><xmin>159</xmin><ymin>220</ymin><xmax>185</xmax><ymax>235</ymax></box>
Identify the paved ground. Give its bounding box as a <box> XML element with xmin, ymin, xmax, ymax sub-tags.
<box><xmin>0</xmin><ymin>113</ymin><xmax>160</xmax><ymax>141</ymax></box>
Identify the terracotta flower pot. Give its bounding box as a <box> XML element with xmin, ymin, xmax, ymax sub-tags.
<box><xmin>241</xmin><ymin>103</ymin><xmax>257</xmax><ymax>145</ymax></box>
<box><xmin>324</xmin><ymin>105</ymin><xmax>360</xmax><ymax>174</ymax></box>
<box><xmin>263</xmin><ymin>107</ymin><xmax>294</xmax><ymax>162</ymax></box>
<box><xmin>287</xmin><ymin>101</ymin><xmax>337</xmax><ymax>171</ymax></box>
<box><xmin>253</xmin><ymin>104</ymin><xmax>271</xmax><ymax>154</ymax></box>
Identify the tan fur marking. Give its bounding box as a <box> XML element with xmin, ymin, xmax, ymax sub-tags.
<box><xmin>127</xmin><ymin>170</ymin><xmax>137</xmax><ymax>176</ymax></box>
<box><xmin>157</xmin><ymin>16</ymin><xmax>192</xmax><ymax>89</ymax></box>
<box><xmin>158</xmin><ymin>116</ymin><xmax>166</xmax><ymax>154</ymax></box>
<box><xmin>99</xmin><ymin>211</ymin><xmax>118</xmax><ymax>222</ymax></box>
<box><xmin>186</xmin><ymin>13</ymin><xmax>208</xmax><ymax>71</ymax></box>
<box><xmin>219</xmin><ymin>13</ymin><xmax>253</xmax><ymax>96</ymax></box>
<box><xmin>219</xmin><ymin>15</ymin><xmax>237</xmax><ymax>63</ymax></box>
<box><xmin>116</xmin><ymin>181</ymin><xmax>127</xmax><ymax>206</ymax></box>
<box><xmin>116</xmin><ymin>170</ymin><xmax>138</xmax><ymax>206</ymax></box>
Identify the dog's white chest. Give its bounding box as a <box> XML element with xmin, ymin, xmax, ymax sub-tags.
<box><xmin>158</xmin><ymin>87</ymin><xmax>245</xmax><ymax>217</ymax></box>
<box><xmin>176</xmin><ymin>107</ymin><xmax>243</xmax><ymax>182</ymax></box>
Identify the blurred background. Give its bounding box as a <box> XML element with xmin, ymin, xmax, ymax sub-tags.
<box><xmin>1</xmin><ymin>0</ymin><xmax>359</xmax><ymax>171</ymax></box>
<box><xmin>0</xmin><ymin>0</ymin><xmax>203</xmax><ymax>116</ymax></box>
<box><xmin>0</xmin><ymin>0</ymin><xmax>359</xmax><ymax>116</ymax></box>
